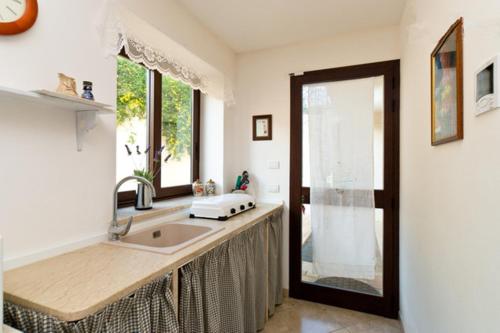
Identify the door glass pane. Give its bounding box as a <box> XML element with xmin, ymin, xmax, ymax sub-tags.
<box><xmin>373</xmin><ymin>76</ymin><xmax>384</xmax><ymax>190</ymax></box>
<box><xmin>302</xmin><ymin>111</ymin><xmax>310</xmax><ymax>187</ymax></box>
<box><xmin>116</xmin><ymin>56</ymin><xmax>149</xmax><ymax>192</ymax></box>
<box><xmin>301</xmin><ymin>76</ymin><xmax>384</xmax><ymax>296</ymax></box>
<box><xmin>160</xmin><ymin>75</ymin><xmax>193</xmax><ymax>187</ymax></box>
<box><xmin>302</xmin><ymin>205</ymin><xmax>384</xmax><ymax>296</ymax></box>
<box><xmin>303</xmin><ymin>76</ymin><xmax>383</xmax><ymax>188</ymax></box>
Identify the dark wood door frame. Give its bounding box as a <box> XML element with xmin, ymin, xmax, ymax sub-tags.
<box><xmin>289</xmin><ymin>60</ymin><xmax>400</xmax><ymax>318</ymax></box>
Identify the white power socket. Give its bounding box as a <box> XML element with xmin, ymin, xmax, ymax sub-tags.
<box><xmin>267</xmin><ymin>160</ymin><xmax>280</xmax><ymax>169</ymax></box>
<box><xmin>267</xmin><ymin>184</ymin><xmax>280</xmax><ymax>193</ymax></box>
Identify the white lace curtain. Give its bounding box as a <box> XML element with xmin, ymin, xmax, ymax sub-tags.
<box><xmin>118</xmin><ymin>33</ymin><xmax>206</xmax><ymax>92</ymax></box>
<box><xmin>97</xmin><ymin>0</ymin><xmax>234</xmax><ymax>104</ymax></box>
<box><xmin>307</xmin><ymin>78</ymin><xmax>377</xmax><ymax>280</ymax></box>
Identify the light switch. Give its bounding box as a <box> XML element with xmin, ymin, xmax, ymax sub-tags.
<box><xmin>267</xmin><ymin>184</ymin><xmax>280</xmax><ymax>193</ymax></box>
<box><xmin>267</xmin><ymin>160</ymin><xmax>280</xmax><ymax>169</ymax></box>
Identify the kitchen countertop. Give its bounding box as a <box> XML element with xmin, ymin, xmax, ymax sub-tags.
<box><xmin>4</xmin><ymin>203</ymin><xmax>283</xmax><ymax>322</ymax></box>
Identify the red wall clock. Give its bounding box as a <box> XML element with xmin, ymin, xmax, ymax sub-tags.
<box><xmin>0</xmin><ymin>0</ymin><xmax>38</xmax><ymax>35</ymax></box>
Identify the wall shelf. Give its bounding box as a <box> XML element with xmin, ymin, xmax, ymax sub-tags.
<box><xmin>0</xmin><ymin>86</ymin><xmax>114</xmax><ymax>152</ymax></box>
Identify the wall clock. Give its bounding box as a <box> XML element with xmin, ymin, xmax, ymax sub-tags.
<box><xmin>0</xmin><ymin>0</ymin><xmax>38</xmax><ymax>35</ymax></box>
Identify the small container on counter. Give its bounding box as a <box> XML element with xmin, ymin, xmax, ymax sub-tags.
<box><xmin>205</xmin><ymin>179</ymin><xmax>216</xmax><ymax>196</ymax></box>
<box><xmin>192</xmin><ymin>179</ymin><xmax>205</xmax><ymax>197</ymax></box>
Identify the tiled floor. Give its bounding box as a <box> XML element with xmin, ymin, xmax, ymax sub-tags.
<box><xmin>263</xmin><ymin>297</ymin><xmax>404</xmax><ymax>333</ymax></box>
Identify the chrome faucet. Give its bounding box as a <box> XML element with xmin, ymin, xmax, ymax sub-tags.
<box><xmin>109</xmin><ymin>176</ymin><xmax>156</xmax><ymax>241</ymax></box>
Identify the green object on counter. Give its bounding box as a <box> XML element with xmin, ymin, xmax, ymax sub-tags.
<box><xmin>235</xmin><ymin>175</ymin><xmax>242</xmax><ymax>189</ymax></box>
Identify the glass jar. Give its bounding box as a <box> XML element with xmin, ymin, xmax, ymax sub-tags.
<box><xmin>192</xmin><ymin>179</ymin><xmax>204</xmax><ymax>197</ymax></box>
<box><xmin>205</xmin><ymin>179</ymin><xmax>216</xmax><ymax>196</ymax></box>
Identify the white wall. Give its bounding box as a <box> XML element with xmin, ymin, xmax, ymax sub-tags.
<box><xmin>399</xmin><ymin>1</ymin><xmax>500</xmax><ymax>332</ymax></box>
<box><xmin>228</xmin><ymin>26</ymin><xmax>401</xmax><ymax>288</ymax></box>
<box><xmin>121</xmin><ymin>0</ymin><xmax>236</xmax><ymax>85</ymax></box>
<box><xmin>0</xmin><ymin>0</ymin><xmax>116</xmax><ymax>267</ymax></box>
<box><xmin>200</xmin><ymin>95</ymin><xmax>225</xmax><ymax>193</ymax></box>
<box><xmin>0</xmin><ymin>0</ymin><xmax>234</xmax><ymax>268</ymax></box>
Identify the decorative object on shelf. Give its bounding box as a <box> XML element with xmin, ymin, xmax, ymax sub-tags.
<box><xmin>475</xmin><ymin>55</ymin><xmax>500</xmax><ymax>116</ymax></box>
<box><xmin>431</xmin><ymin>17</ymin><xmax>463</xmax><ymax>146</ymax></box>
<box><xmin>124</xmin><ymin>144</ymin><xmax>171</xmax><ymax>210</ymax></box>
<box><xmin>233</xmin><ymin>170</ymin><xmax>250</xmax><ymax>193</ymax></box>
<box><xmin>252</xmin><ymin>114</ymin><xmax>273</xmax><ymax>141</ymax></box>
<box><xmin>192</xmin><ymin>179</ymin><xmax>204</xmax><ymax>197</ymax></box>
<box><xmin>56</xmin><ymin>73</ymin><xmax>78</xmax><ymax>97</ymax></box>
<box><xmin>0</xmin><ymin>0</ymin><xmax>38</xmax><ymax>35</ymax></box>
<box><xmin>205</xmin><ymin>179</ymin><xmax>216</xmax><ymax>196</ymax></box>
<box><xmin>81</xmin><ymin>81</ymin><xmax>94</xmax><ymax>101</ymax></box>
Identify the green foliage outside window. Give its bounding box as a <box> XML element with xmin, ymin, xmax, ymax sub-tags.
<box><xmin>161</xmin><ymin>75</ymin><xmax>193</xmax><ymax>160</ymax></box>
<box><xmin>117</xmin><ymin>56</ymin><xmax>193</xmax><ymax>160</ymax></box>
<box><xmin>117</xmin><ymin>57</ymin><xmax>147</xmax><ymax>124</ymax></box>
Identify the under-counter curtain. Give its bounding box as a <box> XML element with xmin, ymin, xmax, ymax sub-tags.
<box><xmin>180</xmin><ymin>213</ymin><xmax>282</xmax><ymax>333</ymax></box>
<box><xmin>4</xmin><ymin>273</ymin><xmax>179</xmax><ymax>333</ymax></box>
<box><xmin>306</xmin><ymin>78</ymin><xmax>377</xmax><ymax>279</ymax></box>
<box><xmin>267</xmin><ymin>211</ymin><xmax>283</xmax><ymax>316</ymax></box>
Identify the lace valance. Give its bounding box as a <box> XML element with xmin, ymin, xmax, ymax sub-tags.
<box><xmin>119</xmin><ymin>33</ymin><xmax>207</xmax><ymax>92</ymax></box>
<box><xmin>97</xmin><ymin>0</ymin><xmax>234</xmax><ymax>104</ymax></box>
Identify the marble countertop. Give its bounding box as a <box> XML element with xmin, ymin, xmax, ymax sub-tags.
<box><xmin>4</xmin><ymin>203</ymin><xmax>282</xmax><ymax>322</ymax></box>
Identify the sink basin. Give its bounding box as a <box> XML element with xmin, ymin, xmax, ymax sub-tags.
<box><xmin>108</xmin><ymin>222</ymin><xmax>224</xmax><ymax>255</ymax></box>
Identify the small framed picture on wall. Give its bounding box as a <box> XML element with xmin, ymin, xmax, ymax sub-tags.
<box><xmin>430</xmin><ymin>17</ymin><xmax>464</xmax><ymax>145</ymax></box>
<box><xmin>252</xmin><ymin>114</ymin><xmax>273</xmax><ymax>141</ymax></box>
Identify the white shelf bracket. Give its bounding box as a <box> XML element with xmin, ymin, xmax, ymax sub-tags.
<box><xmin>76</xmin><ymin>110</ymin><xmax>97</xmax><ymax>152</ymax></box>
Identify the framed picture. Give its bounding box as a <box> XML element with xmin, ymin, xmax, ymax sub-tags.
<box><xmin>431</xmin><ymin>17</ymin><xmax>464</xmax><ymax>145</ymax></box>
<box><xmin>252</xmin><ymin>114</ymin><xmax>273</xmax><ymax>141</ymax></box>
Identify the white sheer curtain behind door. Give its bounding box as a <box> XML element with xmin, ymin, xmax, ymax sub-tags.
<box><xmin>306</xmin><ymin>77</ymin><xmax>376</xmax><ymax>280</ymax></box>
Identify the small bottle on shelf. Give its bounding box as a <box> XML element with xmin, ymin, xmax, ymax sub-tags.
<box><xmin>81</xmin><ymin>81</ymin><xmax>94</xmax><ymax>101</ymax></box>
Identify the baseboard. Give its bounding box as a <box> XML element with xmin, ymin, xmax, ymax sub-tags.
<box><xmin>283</xmin><ymin>288</ymin><xmax>289</xmax><ymax>298</ymax></box>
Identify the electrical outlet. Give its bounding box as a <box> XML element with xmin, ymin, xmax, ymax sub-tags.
<box><xmin>267</xmin><ymin>184</ymin><xmax>280</xmax><ymax>193</ymax></box>
<box><xmin>267</xmin><ymin>160</ymin><xmax>280</xmax><ymax>169</ymax></box>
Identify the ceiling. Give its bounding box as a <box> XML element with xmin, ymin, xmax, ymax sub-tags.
<box><xmin>177</xmin><ymin>0</ymin><xmax>406</xmax><ymax>53</ymax></box>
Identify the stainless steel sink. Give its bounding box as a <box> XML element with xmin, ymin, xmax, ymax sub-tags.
<box><xmin>108</xmin><ymin>222</ymin><xmax>224</xmax><ymax>255</ymax></box>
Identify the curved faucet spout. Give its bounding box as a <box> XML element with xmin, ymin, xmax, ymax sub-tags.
<box><xmin>109</xmin><ymin>176</ymin><xmax>156</xmax><ymax>241</ymax></box>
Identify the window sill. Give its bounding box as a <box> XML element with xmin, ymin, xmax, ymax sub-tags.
<box><xmin>117</xmin><ymin>195</ymin><xmax>195</xmax><ymax>226</ymax></box>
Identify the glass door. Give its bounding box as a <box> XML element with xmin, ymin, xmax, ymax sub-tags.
<box><xmin>289</xmin><ymin>60</ymin><xmax>400</xmax><ymax>318</ymax></box>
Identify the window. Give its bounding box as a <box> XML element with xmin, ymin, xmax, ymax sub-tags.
<box><xmin>116</xmin><ymin>52</ymin><xmax>200</xmax><ymax>206</ymax></box>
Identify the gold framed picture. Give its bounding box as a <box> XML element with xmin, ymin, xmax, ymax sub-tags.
<box><xmin>431</xmin><ymin>17</ymin><xmax>464</xmax><ymax>146</ymax></box>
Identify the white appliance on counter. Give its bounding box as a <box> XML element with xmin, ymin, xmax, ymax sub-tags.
<box><xmin>190</xmin><ymin>194</ymin><xmax>256</xmax><ymax>221</ymax></box>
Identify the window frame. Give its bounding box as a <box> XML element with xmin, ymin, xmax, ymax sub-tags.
<box><xmin>117</xmin><ymin>51</ymin><xmax>200</xmax><ymax>207</ymax></box>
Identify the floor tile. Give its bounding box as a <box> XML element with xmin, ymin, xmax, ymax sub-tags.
<box><xmin>263</xmin><ymin>297</ymin><xmax>403</xmax><ymax>333</ymax></box>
